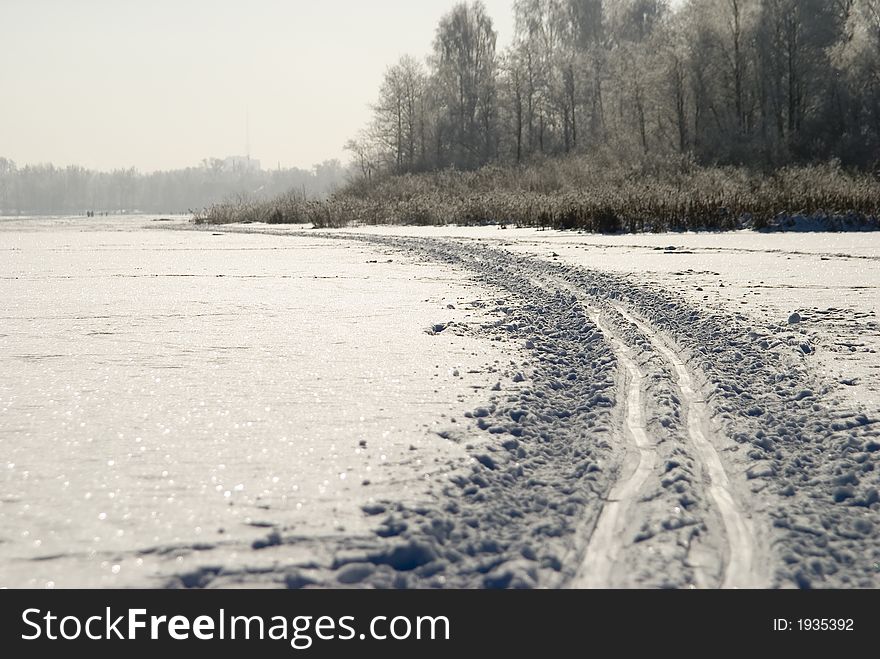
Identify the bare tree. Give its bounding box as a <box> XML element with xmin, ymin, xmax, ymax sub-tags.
<box><xmin>433</xmin><ymin>1</ymin><xmax>499</xmax><ymax>168</ymax></box>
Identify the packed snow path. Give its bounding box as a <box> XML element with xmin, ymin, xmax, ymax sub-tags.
<box><xmin>572</xmin><ymin>303</ymin><xmax>658</xmax><ymax>588</ymax></box>
<box><xmin>608</xmin><ymin>303</ymin><xmax>759</xmax><ymax>589</ymax></box>
<box><xmin>530</xmin><ymin>271</ymin><xmax>761</xmax><ymax>589</ymax></box>
<box><xmin>178</xmin><ymin>227</ymin><xmax>880</xmax><ymax>589</ymax></box>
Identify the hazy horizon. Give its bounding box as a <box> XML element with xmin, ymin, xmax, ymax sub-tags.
<box><xmin>1</xmin><ymin>0</ymin><xmax>517</xmax><ymax>173</ymax></box>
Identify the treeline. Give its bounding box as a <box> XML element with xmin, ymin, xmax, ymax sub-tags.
<box><xmin>350</xmin><ymin>0</ymin><xmax>880</xmax><ymax>174</ymax></box>
<box><xmin>0</xmin><ymin>157</ymin><xmax>346</xmax><ymax>215</ymax></box>
<box><xmin>193</xmin><ymin>155</ymin><xmax>880</xmax><ymax>231</ymax></box>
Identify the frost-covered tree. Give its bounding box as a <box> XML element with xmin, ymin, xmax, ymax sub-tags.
<box><xmin>432</xmin><ymin>1</ymin><xmax>499</xmax><ymax>168</ymax></box>
<box><xmin>373</xmin><ymin>56</ymin><xmax>428</xmax><ymax>173</ymax></box>
<box><xmin>350</xmin><ymin>0</ymin><xmax>880</xmax><ymax>177</ymax></box>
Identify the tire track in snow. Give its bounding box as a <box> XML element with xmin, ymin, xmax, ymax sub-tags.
<box><xmin>570</xmin><ymin>304</ymin><xmax>657</xmax><ymax>588</ymax></box>
<box><xmin>610</xmin><ymin>302</ymin><xmax>760</xmax><ymax>589</ymax></box>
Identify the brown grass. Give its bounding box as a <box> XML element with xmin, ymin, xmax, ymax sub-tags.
<box><xmin>194</xmin><ymin>157</ymin><xmax>880</xmax><ymax>232</ymax></box>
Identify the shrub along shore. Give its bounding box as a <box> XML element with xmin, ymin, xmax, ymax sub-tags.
<box><xmin>192</xmin><ymin>157</ymin><xmax>880</xmax><ymax>233</ymax></box>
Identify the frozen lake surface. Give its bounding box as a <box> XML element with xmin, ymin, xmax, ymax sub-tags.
<box><xmin>0</xmin><ymin>216</ymin><xmax>510</xmax><ymax>587</ymax></box>
<box><xmin>207</xmin><ymin>222</ymin><xmax>880</xmax><ymax>589</ymax></box>
<box><xmin>2</xmin><ymin>217</ymin><xmax>878</xmax><ymax>589</ymax></box>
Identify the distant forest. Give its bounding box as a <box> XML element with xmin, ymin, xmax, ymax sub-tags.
<box><xmin>0</xmin><ymin>157</ymin><xmax>346</xmax><ymax>216</ymax></box>
<box><xmin>348</xmin><ymin>0</ymin><xmax>880</xmax><ymax>175</ymax></box>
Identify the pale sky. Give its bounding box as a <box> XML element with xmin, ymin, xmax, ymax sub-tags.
<box><xmin>0</xmin><ymin>0</ymin><xmax>517</xmax><ymax>172</ymax></box>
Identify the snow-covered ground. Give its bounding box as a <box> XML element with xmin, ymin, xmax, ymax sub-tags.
<box><xmin>197</xmin><ymin>222</ymin><xmax>879</xmax><ymax>588</ymax></box>
<box><xmin>2</xmin><ymin>217</ymin><xmax>878</xmax><ymax>589</ymax></box>
<box><xmin>336</xmin><ymin>226</ymin><xmax>879</xmax><ymax>412</ymax></box>
<box><xmin>0</xmin><ymin>217</ymin><xmax>513</xmax><ymax>587</ymax></box>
